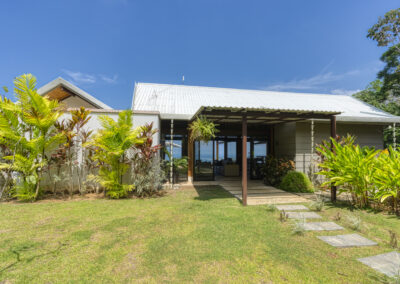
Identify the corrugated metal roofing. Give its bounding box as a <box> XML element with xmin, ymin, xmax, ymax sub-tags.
<box><xmin>132</xmin><ymin>82</ymin><xmax>400</xmax><ymax>123</ymax></box>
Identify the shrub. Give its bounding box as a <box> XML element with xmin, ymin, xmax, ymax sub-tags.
<box><xmin>131</xmin><ymin>123</ymin><xmax>164</xmax><ymax>196</ymax></box>
<box><xmin>280</xmin><ymin>171</ymin><xmax>314</xmax><ymax>193</ymax></box>
<box><xmin>346</xmin><ymin>214</ymin><xmax>362</xmax><ymax>231</ymax></box>
<box><xmin>85</xmin><ymin>110</ymin><xmax>144</xmax><ymax>199</ymax></box>
<box><xmin>316</xmin><ymin>135</ymin><xmax>380</xmax><ymax>208</ymax></box>
<box><xmin>262</xmin><ymin>155</ymin><xmax>295</xmax><ymax>186</ymax></box>
<box><xmin>374</xmin><ymin>146</ymin><xmax>400</xmax><ymax>213</ymax></box>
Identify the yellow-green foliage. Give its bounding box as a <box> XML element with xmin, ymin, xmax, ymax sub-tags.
<box><xmin>374</xmin><ymin>147</ymin><xmax>400</xmax><ymax>212</ymax></box>
<box><xmin>189</xmin><ymin>116</ymin><xmax>219</xmax><ymax>142</ymax></box>
<box><xmin>317</xmin><ymin>135</ymin><xmax>400</xmax><ymax>212</ymax></box>
<box><xmin>86</xmin><ymin>110</ymin><xmax>144</xmax><ymax>198</ymax></box>
<box><xmin>0</xmin><ymin>74</ymin><xmax>64</xmax><ymax>201</ymax></box>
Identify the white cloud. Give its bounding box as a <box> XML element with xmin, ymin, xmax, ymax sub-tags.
<box><xmin>62</xmin><ymin>70</ymin><xmax>118</xmax><ymax>85</ymax></box>
<box><xmin>330</xmin><ymin>89</ymin><xmax>361</xmax><ymax>96</ymax></box>
<box><xmin>99</xmin><ymin>74</ymin><xmax>118</xmax><ymax>84</ymax></box>
<box><xmin>264</xmin><ymin>70</ymin><xmax>360</xmax><ymax>92</ymax></box>
<box><xmin>62</xmin><ymin>69</ymin><xmax>96</xmax><ymax>84</ymax></box>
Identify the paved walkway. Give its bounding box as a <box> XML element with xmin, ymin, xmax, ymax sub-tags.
<box><xmin>193</xmin><ymin>177</ymin><xmax>313</xmax><ymax>205</ymax></box>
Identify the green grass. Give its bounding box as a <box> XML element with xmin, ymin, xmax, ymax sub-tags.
<box><xmin>0</xmin><ymin>186</ymin><xmax>399</xmax><ymax>283</ymax></box>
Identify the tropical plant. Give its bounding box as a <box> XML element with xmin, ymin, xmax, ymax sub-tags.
<box><xmin>0</xmin><ymin>74</ymin><xmax>65</xmax><ymax>201</ymax></box>
<box><xmin>85</xmin><ymin>110</ymin><xmax>143</xmax><ymax>198</ymax></box>
<box><xmin>262</xmin><ymin>155</ymin><xmax>294</xmax><ymax>186</ymax></box>
<box><xmin>52</xmin><ymin>107</ymin><xmax>92</xmax><ymax>195</ymax></box>
<box><xmin>374</xmin><ymin>146</ymin><xmax>400</xmax><ymax>212</ymax></box>
<box><xmin>189</xmin><ymin>116</ymin><xmax>219</xmax><ymax>143</ymax></box>
<box><xmin>130</xmin><ymin>123</ymin><xmax>164</xmax><ymax>196</ymax></box>
<box><xmin>316</xmin><ymin>135</ymin><xmax>380</xmax><ymax>208</ymax></box>
<box><xmin>280</xmin><ymin>171</ymin><xmax>314</xmax><ymax>193</ymax></box>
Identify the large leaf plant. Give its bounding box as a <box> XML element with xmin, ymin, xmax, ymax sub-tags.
<box><xmin>85</xmin><ymin>110</ymin><xmax>144</xmax><ymax>198</ymax></box>
<box><xmin>0</xmin><ymin>74</ymin><xmax>65</xmax><ymax>201</ymax></box>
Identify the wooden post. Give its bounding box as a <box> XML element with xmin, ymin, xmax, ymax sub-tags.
<box><xmin>242</xmin><ymin>115</ymin><xmax>248</xmax><ymax>206</ymax></box>
<box><xmin>393</xmin><ymin>123</ymin><xmax>397</xmax><ymax>149</ymax></box>
<box><xmin>187</xmin><ymin>130</ymin><xmax>194</xmax><ymax>183</ymax></box>
<box><xmin>330</xmin><ymin>116</ymin><xmax>337</xmax><ymax>202</ymax></box>
<box><xmin>310</xmin><ymin>119</ymin><xmax>314</xmax><ymax>185</ymax></box>
<box><xmin>170</xmin><ymin>119</ymin><xmax>174</xmax><ymax>185</ymax></box>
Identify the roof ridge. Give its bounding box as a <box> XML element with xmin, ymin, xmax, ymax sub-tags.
<box><xmin>135</xmin><ymin>82</ymin><xmax>351</xmax><ymax>97</ymax></box>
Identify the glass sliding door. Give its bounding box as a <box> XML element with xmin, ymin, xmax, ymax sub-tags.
<box><xmin>250</xmin><ymin>138</ymin><xmax>267</xmax><ymax>179</ymax></box>
<box><xmin>194</xmin><ymin>140</ymin><xmax>215</xmax><ymax>181</ymax></box>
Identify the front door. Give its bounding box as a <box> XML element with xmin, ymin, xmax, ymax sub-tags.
<box><xmin>194</xmin><ymin>140</ymin><xmax>215</xmax><ymax>181</ymax></box>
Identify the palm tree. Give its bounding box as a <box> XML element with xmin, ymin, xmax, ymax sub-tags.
<box><xmin>0</xmin><ymin>74</ymin><xmax>64</xmax><ymax>200</ymax></box>
<box><xmin>85</xmin><ymin>110</ymin><xmax>144</xmax><ymax>198</ymax></box>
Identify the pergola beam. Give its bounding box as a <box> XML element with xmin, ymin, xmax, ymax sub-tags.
<box><xmin>200</xmin><ymin>109</ymin><xmax>337</xmax><ymax>121</ymax></box>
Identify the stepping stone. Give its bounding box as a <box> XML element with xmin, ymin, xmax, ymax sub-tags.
<box><xmin>317</xmin><ymin>234</ymin><xmax>377</xmax><ymax>248</ymax></box>
<box><xmin>358</xmin><ymin>251</ymin><xmax>400</xmax><ymax>278</ymax></box>
<box><xmin>302</xmin><ymin>222</ymin><xmax>344</xmax><ymax>231</ymax></box>
<box><xmin>285</xmin><ymin>212</ymin><xmax>322</xmax><ymax>219</ymax></box>
<box><xmin>276</xmin><ymin>205</ymin><xmax>309</xmax><ymax>211</ymax></box>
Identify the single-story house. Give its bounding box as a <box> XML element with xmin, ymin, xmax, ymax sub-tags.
<box><xmin>39</xmin><ymin>78</ymin><xmax>400</xmax><ymax>204</ymax></box>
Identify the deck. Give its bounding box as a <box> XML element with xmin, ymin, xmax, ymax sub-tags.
<box><xmin>193</xmin><ymin>177</ymin><xmax>313</xmax><ymax>205</ymax></box>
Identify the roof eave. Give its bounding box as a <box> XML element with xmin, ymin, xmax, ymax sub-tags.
<box><xmin>38</xmin><ymin>77</ymin><xmax>113</xmax><ymax>110</ymax></box>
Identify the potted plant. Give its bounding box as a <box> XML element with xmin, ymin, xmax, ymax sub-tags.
<box><xmin>188</xmin><ymin>116</ymin><xmax>219</xmax><ymax>143</ymax></box>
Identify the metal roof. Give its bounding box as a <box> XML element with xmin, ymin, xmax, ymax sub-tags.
<box><xmin>132</xmin><ymin>82</ymin><xmax>400</xmax><ymax>123</ymax></box>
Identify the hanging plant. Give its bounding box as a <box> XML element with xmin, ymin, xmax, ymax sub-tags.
<box><xmin>189</xmin><ymin>116</ymin><xmax>219</xmax><ymax>143</ymax></box>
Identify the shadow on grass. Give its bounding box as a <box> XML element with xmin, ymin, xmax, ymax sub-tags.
<box><xmin>324</xmin><ymin>201</ymin><xmax>400</xmax><ymax>219</ymax></box>
<box><xmin>193</xmin><ymin>185</ymin><xmax>234</xmax><ymax>201</ymax></box>
<box><xmin>0</xmin><ymin>241</ymin><xmax>68</xmax><ymax>275</ymax></box>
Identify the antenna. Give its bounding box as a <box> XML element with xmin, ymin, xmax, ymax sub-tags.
<box><xmin>182</xmin><ymin>75</ymin><xmax>185</xmax><ymax>85</ymax></box>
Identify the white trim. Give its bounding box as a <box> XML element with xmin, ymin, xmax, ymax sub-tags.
<box><xmin>38</xmin><ymin>77</ymin><xmax>113</xmax><ymax>109</ymax></box>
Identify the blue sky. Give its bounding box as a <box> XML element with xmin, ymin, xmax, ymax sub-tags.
<box><xmin>0</xmin><ymin>0</ymin><xmax>399</xmax><ymax>109</ymax></box>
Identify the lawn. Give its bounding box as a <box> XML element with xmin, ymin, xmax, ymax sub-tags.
<box><xmin>0</xmin><ymin>185</ymin><xmax>398</xmax><ymax>283</ymax></box>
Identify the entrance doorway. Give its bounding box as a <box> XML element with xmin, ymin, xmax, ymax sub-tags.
<box><xmin>193</xmin><ymin>136</ymin><xmax>268</xmax><ymax>181</ymax></box>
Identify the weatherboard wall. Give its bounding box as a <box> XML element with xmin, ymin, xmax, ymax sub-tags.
<box><xmin>295</xmin><ymin>121</ymin><xmax>384</xmax><ymax>175</ymax></box>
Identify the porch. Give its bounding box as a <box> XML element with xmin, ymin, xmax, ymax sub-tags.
<box><xmin>193</xmin><ymin>176</ymin><xmax>313</xmax><ymax>205</ymax></box>
<box><xmin>163</xmin><ymin>106</ymin><xmax>340</xmax><ymax>205</ymax></box>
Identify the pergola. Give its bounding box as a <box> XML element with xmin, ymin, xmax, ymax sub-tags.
<box><xmin>188</xmin><ymin>106</ymin><xmax>341</xmax><ymax>206</ymax></box>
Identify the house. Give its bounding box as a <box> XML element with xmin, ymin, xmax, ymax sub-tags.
<box><xmin>132</xmin><ymin>82</ymin><xmax>400</xmax><ymax>204</ymax></box>
<box><xmin>38</xmin><ymin>78</ymin><xmax>400</xmax><ymax>204</ymax></box>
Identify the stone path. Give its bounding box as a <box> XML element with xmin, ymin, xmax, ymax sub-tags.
<box><xmin>317</xmin><ymin>233</ymin><xmax>378</xmax><ymax>248</ymax></box>
<box><xmin>358</xmin><ymin>251</ymin><xmax>400</xmax><ymax>278</ymax></box>
<box><xmin>275</xmin><ymin>203</ymin><xmax>395</xmax><ymax>279</ymax></box>
<box><xmin>301</xmin><ymin>222</ymin><xmax>344</xmax><ymax>231</ymax></box>
<box><xmin>286</xmin><ymin>211</ymin><xmax>322</xmax><ymax>219</ymax></box>
<box><xmin>276</xmin><ymin>205</ymin><xmax>309</xmax><ymax>211</ymax></box>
